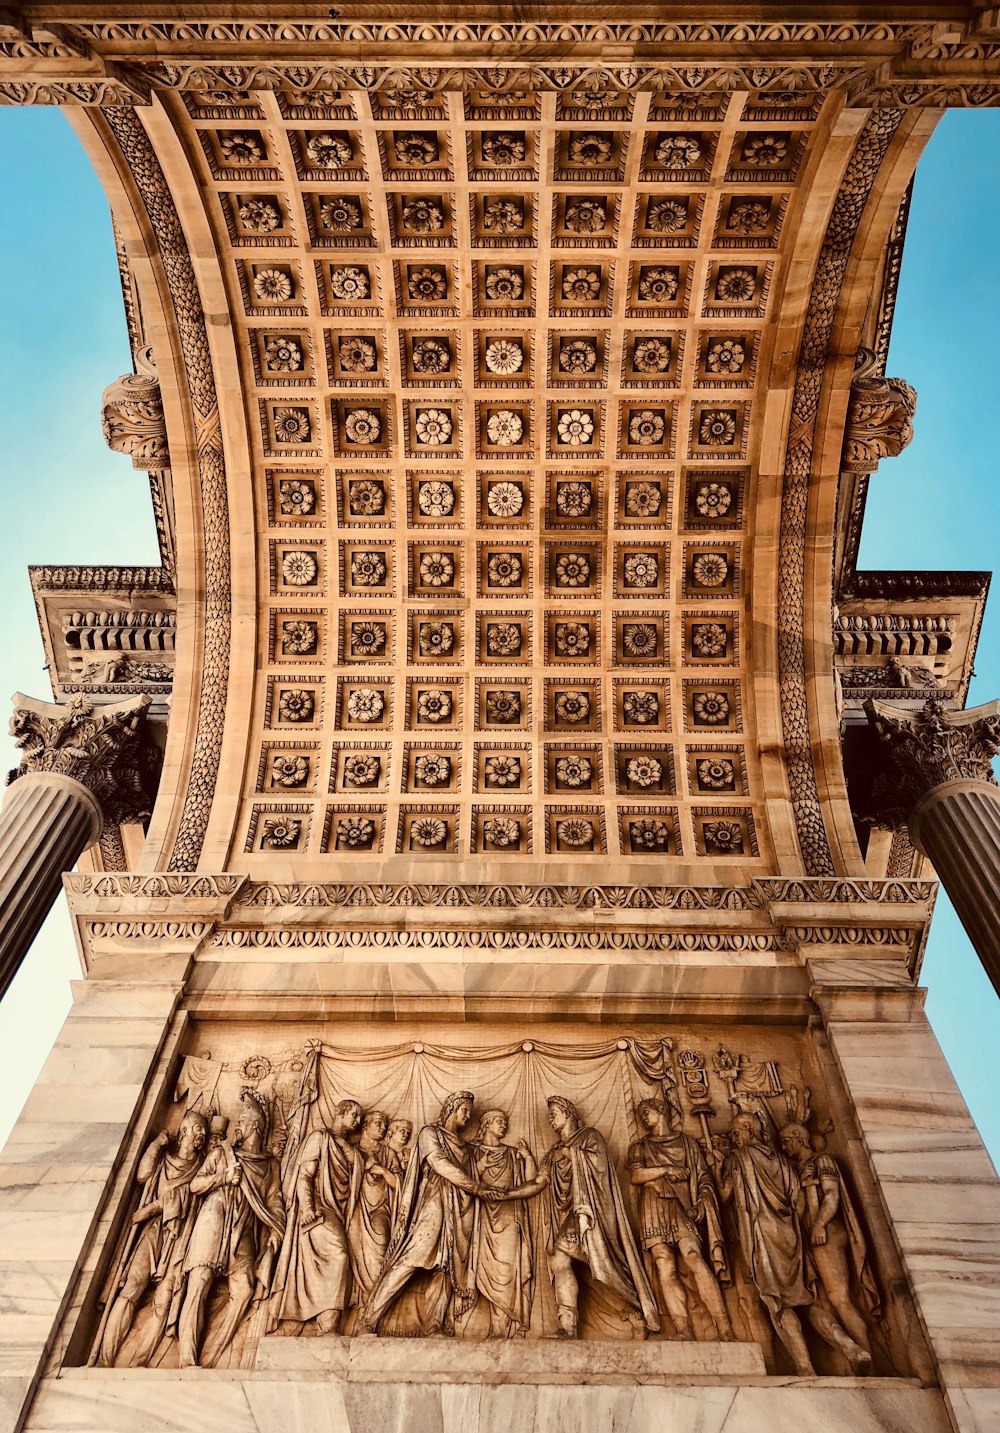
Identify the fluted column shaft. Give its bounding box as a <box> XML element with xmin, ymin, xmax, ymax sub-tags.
<box><xmin>0</xmin><ymin>773</ymin><xmax>101</xmax><ymax>1000</ymax></box>
<box><xmin>910</xmin><ymin>778</ymin><xmax>1000</xmax><ymax>998</ymax></box>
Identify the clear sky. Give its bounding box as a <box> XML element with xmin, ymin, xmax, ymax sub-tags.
<box><xmin>0</xmin><ymin>104</ymin><xmax>996</xmax><ymax>1160</ymax></box>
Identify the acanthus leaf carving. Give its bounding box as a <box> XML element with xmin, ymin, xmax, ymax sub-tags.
<box><xmin>841</xmin><ymin>347</ymin><xmax>916</xmax><ymax>474</ymax></box>
<box><xmin>8</xmin><ymin>691</ymin><xmax>159</xmax><ymax>827</ymax></box>
<box><xmin>101</xmin><ymin>344</ymin><xmax>169</xmax><ymax>470</ymax></box>
<box><xmin>865</xmin><ymin>696</ymin><xmax>1000</xmax><ymax>816</ymax></box>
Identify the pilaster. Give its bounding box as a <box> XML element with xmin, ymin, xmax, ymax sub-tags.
<box><xmin>814</xmin><ymin>967</ymin><xmax>1000</xmax><ymax>1433</ymax></box>
<box><xmin>0</xmin><ymin>963</ymin><xmax>188</xmax><ymax>1433</ymax></box>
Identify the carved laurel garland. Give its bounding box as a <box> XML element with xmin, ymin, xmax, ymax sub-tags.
<box><xmin>103</xmin><ymin>108</ymin><xmax>231</xmax><ymax>872</ymax></box>
<box><xmin>778</xmin><ymin>108</ymin><xmax>904</xmax><ymax>876</ymax></box>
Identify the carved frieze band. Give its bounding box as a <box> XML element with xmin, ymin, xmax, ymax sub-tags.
<box><xmin>6</xmin><ymin>19</ymin><xmax>1000</xmax><ymax>107</ymax></box>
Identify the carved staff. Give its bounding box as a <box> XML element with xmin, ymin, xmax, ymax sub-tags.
<box><xmin>677</xmin><ymin>1049</ymin><xmax>715</xmax><ymax>1156</ymax></box>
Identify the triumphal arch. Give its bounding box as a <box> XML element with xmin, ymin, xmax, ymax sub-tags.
<box><xmin>3</xmin><ymin>6</ymin><xmax>1000</xmax><ymax>1430</ymax></box>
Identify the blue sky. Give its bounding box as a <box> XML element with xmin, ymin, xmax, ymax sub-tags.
<box><xmin>0</xmin><ymin>105</ymin><xmax>996</xmax><ymax>1158</ymax></box>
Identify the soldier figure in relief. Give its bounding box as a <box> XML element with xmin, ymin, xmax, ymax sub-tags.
<box><xmin>97</xmin><ymin>1110</ymin><xmax>207</xmax><ymax>1367</ymax></box>
<box><xmin>714</xmin><ymin>1111</ymin><xmax>871</xmax><ymax>1376</ymax></box>
<box><xmin>540</xmin><ymin>1095</ymin><xmax>660</xmax><ymax>1339</ymax></box>
<box><xmin>271</xmin><ymin>1098</ymin><xmax>365</xmax><ymax>1335</ymax></box>
<box><xmin>779</xmin><ymin>1122</ymin><xmax>878</xmax><ymax>1357</ymax></box>
<box><xmin>177</xmin><ymin>1090</ymin><xmax>285</xmax><ymax>1367</ymax></box>
<box><xmin>626</xmin><ymin>1098</ymin><xmax>734</xmax><ymax>1341</ymax></box>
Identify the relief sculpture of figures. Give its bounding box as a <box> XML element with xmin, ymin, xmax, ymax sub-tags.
<box><xmin>779</xmin><ymin>1123</ymin><xmax>880</xmax><ymax>1357</ymax></box>
<box><xmin>92</xmin><ymin>1041</ymin><xmax>889</xmax><ymax>1364</ymax></box>
<box><xmin>348</xmin><ymin>1109</ymin><xmax>400</xmax><ymax>1309</ymax></box>
<box><xmin>177</xmin><ymin>1089</ymin><xmax>285</xmax><ymax>1367</ymax></box>
<box><xmin>541</xmin><ymin>1096</ymin><xmax>660</xmax><ymax>1339</ymax></box>
<box><xmin>381</xmin><ymin>1117</ymin><xmax>412</xmax><ymax>1180</ymax></box>
<box><xmin>713</xmin><ymin>1111</ymin><xmax>872</xmax><ymax>1376</ymax></box>
<box><xmin>470</xmin><ymin>1109</ymin><xmax>536</xmax><ymax>1337</ymax></box>
<box><xmin>271</xmin><ymin>1098</ymin><xmax>364</xmax><ymax>1335</ymax></box>
<box><xmin>359</xmin><ymin>1091</ymin><xmax>496</xmax><ymax>1336</ymax></box>
<box><xmin>96</xmin><ymin>1110</ymin><xmax>207</xmax><ymax>1368</ymax></box>
<box><xmin>626</xmin><ymin>1098</ymin><xmax>734</xmax><ymax>1342</ymax></box>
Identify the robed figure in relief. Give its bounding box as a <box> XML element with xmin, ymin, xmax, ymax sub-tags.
<box><xmin>177</xmin><ymin>1090</ymin><xmax>285</xmax><ymax>1368</ymax></box>
<box><xmin>271</xmin><ymin>1098</ymin><xmax>365</xmax><ymax>1335</ymax></box>
<box><xmin>360</xmin><ymin>1091</ymin><xmax>494</xmax><ymax>1336</ymax></box>
<box><xmin>348</xmin><ymin>1109</ymin><xmax>400</xmax><ymax>1307</ymax></box>
<box><xmin>470</xmin><ymin>1109</ymin><xmax>536</xmax><ymax>1337</ymax></box>
<box><xmin>97</xmin><ymin>1110</ymin><xmax>207</xmax><ymax>1368</ymax></box>
<box><xmin>715</xmin><ymin>1111</ymin><xmax>871</xmax><ymax>1376</ymax></box>
<box><xmin>541</xmin><ymin>1096</ymin><xmax>660</xmax><ymax>1339</ymax></box>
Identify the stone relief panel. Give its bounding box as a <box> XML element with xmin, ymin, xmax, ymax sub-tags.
<box><xmin>89</xmin><ymin>1022</ymin><xmax>916</xmax><ymax>1378</ymax></box>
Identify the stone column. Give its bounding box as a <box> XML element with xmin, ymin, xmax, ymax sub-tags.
<box><xmin>866</xmin><ymin>696</ymin><xmax>1000</xmax><ymax>997</ymax></box>
<box><xmin>0</xmin><ymin>692</ymin><xmax>154</xmax><ymax>999</ymax></box>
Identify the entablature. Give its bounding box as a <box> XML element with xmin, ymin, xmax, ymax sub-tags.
<box><xmin>61</xmin><ymin>870</ymin><xmax>934</xmax><ymax>977</ymax></box>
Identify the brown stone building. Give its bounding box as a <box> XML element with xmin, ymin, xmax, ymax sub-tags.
<box><xmin>1</xmin><ymin>6</ymin><xmax>999</xmax><ymax>1430</ymax></box>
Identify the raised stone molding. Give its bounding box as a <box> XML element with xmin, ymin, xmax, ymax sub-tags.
<box><xmin>6</xmin><ymin>13</ymin><xmax>1000</xmax><ymax>107</ymax></box>
<box><xmin>63</xmin><ymin>871</ymin><xmax>934</xmax><ymax>969</ymax></box>
<box><xmin>100</xmin><ymin>343</ymin><xmax>169</xmax><ymax>470</ymax></box>
<box><xmin>63</xmin><ymin>871</ymin><xmax>934</xmax><ymax>912</ymax></box>
<box><xmin>8</xmin><ymin>691</ymin><xmax>157</xmax><ymax>828</ymax></box>
<box><xmin>840</xmin><ymin>348</ymin><xmax>916</xmax><ymax>475</ymax></box>
<box><xmin>865</xmin><ymin>697</ymin><xmax>1000</xmax><ymax>813</ymax></box>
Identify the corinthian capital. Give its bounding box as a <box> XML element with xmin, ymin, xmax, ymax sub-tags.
<box><xmin>865</xmin><ymin>698</ymin><xmax>1000</xmax><ymax>814</ymax></box>
<box><xmin>101</xmin><ymin>344</ymin><xmax>169</xmax><ymax>471</ymax></box>
<box><xmin>8</xmin><ymin>693</ymin><xmax>157</xmax><ymax>827</ymax></box>
<box><xmin>841</xmin><ymin>347</ymin><xmax>916</xmax><ymax>474</ymax></box>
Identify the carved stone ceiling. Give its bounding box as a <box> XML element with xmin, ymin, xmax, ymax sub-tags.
<box><xmin>167</xmin><ymin>86</ymin><xmax>829</xmax><ymax>869</ymax></box>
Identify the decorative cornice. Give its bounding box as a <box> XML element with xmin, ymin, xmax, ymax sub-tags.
<box><xmin>7</xmin><ymin>16</ymin><xmax>1000</xmax><ymax>108</ymax></box>
<box><xmin>866</xmin><ymin>697</ymin><xmax>1000</xmax><ymax>812</ymax></box>
<box><xmin>101</xmin><ymin>344</ymin><xmax>169</xmax><ymax>471</ymax></box>
<box><xmin>29</xmin><ymin>564</ymin><xmax>173</xmax><ymax>594</ymax></box>
<box><xmin>8</xmin><ymin>692</ymin><xmax>158</xmax><ymax>827</ymax></box>
<box><xmin>843</xmin><ymin>569</ymin><xmax>992</xmax><ymax>600</ymax></box>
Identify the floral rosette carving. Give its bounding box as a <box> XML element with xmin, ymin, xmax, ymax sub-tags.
<box><xmin>486</xmin><ymin>690</ymin><xmax>521</xmax><ymax>724</ymax></box>
<box><xmin>556</xmin><ymin>816</ymin><xmax>595</xmax><ymax>848</ymax></box>
<box><xmin>487</xmin><ymin>483</ymin><xmax>523</xmax><ymax>518</ymax></box>
<box><xmin>338</xmin><ymin>815</ymin><xmax>375</xmax><ymax>849</ymax></box>
<box><xmin>484</xmin><ymin>816</ymin><xmax>519</xmax><ymax>848</ymax></box>
<box><xmin>484</xmin><ymin>754</ymin><xmax>521</xmax><ymax>787</ymax></box>
<box><xmin>330</xmin><ymin>266</ymin><xmax>370</xmax><ymax>301</ymax></box>
<box><xmin>416</xmin><ymin>689</ymin><xmax>453</xmax><ymax>724</ymax></box>
<box><xmin>347</xmin><ymin>687</ymin><xmax>385</xmax><ymax>724</ymax></box>
<box><xmin>307</xmin><ymin>133</ymin><xmax>352</xmax><ymax>169</ymax></box>
<box><xmin>343</xmin><ymin>754</ymin><xmax>380</xmax><ymax>787</ymax></box>
<box><xmin>627</xmin><ymin>755</ymin><xmax>662</xmax><ymax>789</ymax></box>
<box><xmin>418</xmin><ymin>622</ymin><xmax>455</xmax><ymax>658</ymax></box>
<box><xmin>555</xmin><ymin>755</ymin><xmax>592</xmax><ymax>788</ymax></box>
<box><xmin>415</xmin><ymin>753</ymin><xmax>451</xmax><ymax>786</ymax></box>
<box><xmin>271</xmin><ymin>755</ymin><xmax>309</xmax><ymax>788</ymax></box>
